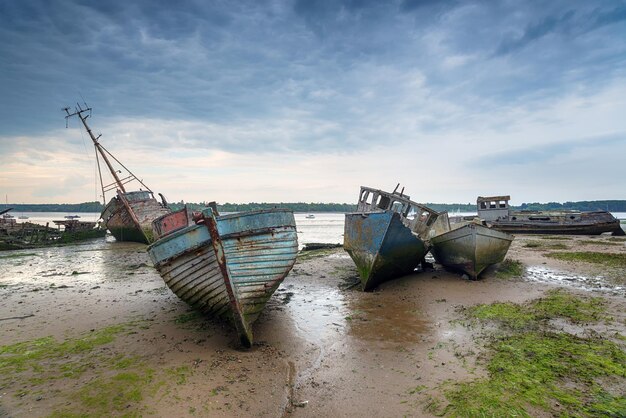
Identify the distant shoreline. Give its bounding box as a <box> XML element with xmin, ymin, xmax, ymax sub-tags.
<box><xmin>4</xmin><ymin>200</ymin><xmax>626</xmax><ymax>213</ymax></box>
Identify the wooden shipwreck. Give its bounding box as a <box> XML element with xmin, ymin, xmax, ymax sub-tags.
<box><xmin>343</xmin><ymin>185</ymin><xmax>448</xmax><ymax>291</ymax></box>
<box><xmin>64</xmin><ymin>104</ymin><xmax>170</xmax><ymax>244</ymax></box>
<box><xmin>477</xmin><ymin>196</ymin><xmax>624</xmax><ymax>236</ymax></box>
<box><xmin>147</xmin><ymin>206</ymin><xmax>298</xmax><ymax>347</ymax></box>
<box><xmin>0</xmin><ymin>210</ymin><xmax>105</xmax><ymax>251</ymax></box>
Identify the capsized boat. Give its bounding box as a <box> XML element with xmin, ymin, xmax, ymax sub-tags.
<box><xmin>64</xmin><ymin>104</ymin><xmax>170</xmax><ymax>244</ymax></box>
<box><xmin>344</xmin><ymin>185</ymin><xmax>449</xmax><ymax>291</ymax></box>
<box><xmin>476</xmin><ymin>195</ymin><xmax>625</xmax><ymax>236</ymax></box>
<box><xmin>147</xmin><ymin>206</ymin><xmax>298</xmax><ymax>347</ymax></box>
<box><xmin>430</xmin><ymin>219</ymin><xmax>514</xmax><ymax>279</ymax></box>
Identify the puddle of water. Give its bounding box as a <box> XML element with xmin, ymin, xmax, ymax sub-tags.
<box><xmin>285</xmin><ymin>283</ymin><xmax>347</xmax><ymax>341</ymax></box>
<box><xmin>526</xmin><ymin>265</ymin><xmax>624</xmax><ymax>296</ymax></box>
<box><xmin>327</xmin><ymin>253</ymin><xmax>350</xmax><ymax>260</ymax></box>
<box><xmin>0</xmin><ymin>238</ymin><xmax>150</xmax><ymax>288</ymax></box>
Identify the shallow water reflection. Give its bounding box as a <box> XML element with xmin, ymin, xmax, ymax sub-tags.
<box><xmin>284</xmin><ymin>283</ymin><xmax>347</xmax><ymax>342</ymax></box>
<box><xmin>0</xmin><ymin>237</ymin><xmax>150</xmax><ymax>288</ymax></box>
<box><xmin>526</xmin><ymin>265</ymin><xmax>624</xmax><ymax>296</ymax></box>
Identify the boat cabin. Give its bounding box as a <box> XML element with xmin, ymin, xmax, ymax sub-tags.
<box><xmin>477</xmin><ymin>195</ymin><xmax>511</xmax><ymax>221</ymax></box>
<box><xmin>125</xmin><ymin>190</ymin><xmax>155</xmax><ymax>202</ymax></box>
<box><xmin>356</xmin><ymin>186</ymin><xmax>449</xmax><ymax>238</ymax></box>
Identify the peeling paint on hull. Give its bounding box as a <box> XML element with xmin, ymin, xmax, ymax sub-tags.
<box><xmin>103</xmin><ymin>194</ymin><xmax>170</xmax><ymax>244</ymax></box>
<box><xmin>344</xmin><ymin>211</ymin><xmax>427</xmax><ymax>291</ymax></box>
<box><xmin>147</xmin><ymin>209</ymin><xmax>298</xmax><ymax>346</ymax></box>
<box><xmin>430</xmin><ymin>223</ymin><xmax>513</xmax><ymax>279</ymax></box>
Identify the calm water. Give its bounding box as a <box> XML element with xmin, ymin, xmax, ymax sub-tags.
<box><xmin>6</xmin><ymin>211</ymin><xmax>346</xmax><ymax>247</ymax></box>
<box><xmin>6</xmin><ymin>210</ymin><xmax>624</xmax><ymax>246</ymax></box>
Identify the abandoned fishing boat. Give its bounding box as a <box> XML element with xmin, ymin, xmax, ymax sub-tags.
<box><xmin>52</xmin><ymin>218</ymin><xmax>107</xmax><ymax>243</ymax></box>
<box><xmin>477</xmin><ymin>196</ymin><xmax>625</xmax><ymax>236</ymax></box>
<box><xmin>430</xmin><ymin>219</ymin><xmax>514</xmax><ymax>279</ymax></box>
<box><xmin>343</xmin><ymin>185</ymin><xmax>449</xmax><ymax>291</ymax></box>
<box><xmin>0</xmin><ymin>212</ymin><xmax>105</xmax><ymax>251</ymax></box>
<box><xmin>64</xmin><ymin>104</ymin><xmax>170</xmax><ymax>244</ymax></box>
<box><xmin>147</xmin><ymin>206</ymin><xmax>298</xmax><ymax>347</ymax></box>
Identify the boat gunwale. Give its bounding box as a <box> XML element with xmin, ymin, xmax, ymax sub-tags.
<box><xmin>150</xmin><ymin>225</ymin><xmax>297</xmax><ymax>266</ymax></box>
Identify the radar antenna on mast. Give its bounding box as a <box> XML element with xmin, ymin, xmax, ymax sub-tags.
<box><xmin>64</xmin><ymin>104</ymin><xmax>152</xmax><ymax>204</ymax></box>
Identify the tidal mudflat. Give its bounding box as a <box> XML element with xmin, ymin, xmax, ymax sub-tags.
<box><xmin>0</xmin><ymin>234</ymin><xmax>624</xmax><ymax>417</ymax></box>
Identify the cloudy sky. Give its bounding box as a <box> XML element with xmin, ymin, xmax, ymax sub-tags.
<box><xmin>1</xmin><ymin>0</ymin><xmax>625</xmax><ymax>205</ymax></box>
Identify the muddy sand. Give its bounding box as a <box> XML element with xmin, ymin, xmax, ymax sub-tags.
<box><xmin>0</xmin><ymin>234</ymin><xmax>625</xmax><ymax>417</ymax></box>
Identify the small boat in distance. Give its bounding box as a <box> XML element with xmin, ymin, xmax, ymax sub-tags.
<box><xmin>477</xmin><ymin>196</ymin><xmax>624</xmax><ymax>236</ymax></box>
<box><xmin>0</xmin><ymin>208</ymin><xmax>16</xmax><ymax>229</ymax></box>
<box><xmin>64</xmin><ymin>104</ymin><xmax>170</xmax><ymax>244</ymax></box>
<box><xmin>430</xmin><ymin>219</ymin><xmax>514</xmax><ymax>279</ymax></box>
<box><xmin>147</xmin><ymin>205</ymin><xmax>298</xmax><ymax>347</ymax></box>
<box><xmin>343</xmin><ymin>185</ymin><xmax>449</xmax><ymax>291</ymax></box>
<box><xmin>305</xmin><ymin>214</ymin><xmax>315</xmax><ymax>219</ymax></box>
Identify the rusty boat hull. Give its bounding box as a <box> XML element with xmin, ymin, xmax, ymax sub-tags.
<box><xmin>476</xmin><ymin>196</ymin><xmax>624</xmax><ymax>236</ymax></box>
<box><xmin>489</xmin><ymin>214</ymin><xmax>625</xmax><ymax>236</ymax></box>
<box><xmin>430</xmin><ymin>223</ymin><xmax>514</xmax><ymax>279</ymax></box>
<box><xmin>101</xmin><ymin>191</ymin><xmax>170</xmax><ymax>244</ymax></box>
<box><xmin>147</xmin><ymin>208</ymin><xmax>298</xmax><ymax>346</ymax></box>
<box><xmin>344</xmin><ymin>211</ymin><xmax>427</xmax><ymax>291</ymax></box>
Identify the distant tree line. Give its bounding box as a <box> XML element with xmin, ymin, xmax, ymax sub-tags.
<box><xmin>423</xmin><ymin>203</ymin><xmax>476</xmax><ymax>212</ymax></box>
<box><xmin>4</xmin><ymin>202</ymin><xmax>104</xmax><ymax>212</ymax></box>
<box><xmin>5</xmin><ymin>200</ymin><xmax>626</xmax><ymax>213</ymax></box>
<box><xmin>517</xmin><ymin>200</ymin><xmax>626</xmax><ymax>212</ymax></box>
<box><xmin>169</xmin><ymin>202</ymin><xmax>358</xmax><ymax>213</ymax></box>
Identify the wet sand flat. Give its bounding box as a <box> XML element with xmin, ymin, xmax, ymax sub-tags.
<box><xmin>0</xmin><ymin>234</ymin><xmax>625</xmax><ymax>417</ymax></box>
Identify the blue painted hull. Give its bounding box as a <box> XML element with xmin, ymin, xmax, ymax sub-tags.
<box><xmin>148</xmin><ymin>209</ymin><xmax>298</xmax><ymax>346</ymax></box>
<box><xmin>344</xmin><ymin>211</ymin><xmax>427</xmax><ymax>291</ymax></box>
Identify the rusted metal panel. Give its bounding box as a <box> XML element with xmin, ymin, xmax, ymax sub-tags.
<box><xmin>344</xmin><ymin>184</ymin><xmax>442</xmax><ymax>291</ymax></box>
<box><xmin>147</xmin><ymin>207</ymin><xmax>298</xmax><ymax>346</ymax></box>
<box><xmin>344</xmin><ymin>211</ymin><xmax>427</xmax><ymax>291</ymax></box>
<box><xmin>430</xmin><ymin>222</ymin><xmax>513</xmax><ymax>279</ymax></box>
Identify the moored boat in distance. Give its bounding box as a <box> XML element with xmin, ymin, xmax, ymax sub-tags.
<box><xmin>147</xmin><ymin>205</ymin><xmax>298</xmax><ymax>347</ymax></box>
<box><xmin>430</xmin><ymin>220</ymin><xmax>514</xmax><ymax>279</ymax></box>
<box><xmin>64</xmin><ymin>104</ymin><xmax>170</xmax><ymax>244</ymax></box>
<box><xmin>477</xmin><ymin>196</ymin><xmax>625</xmax><ymax>236</ymax></box>
<box><xmin>343</xmin><ymin>185</ymin><xmax>449</xmax><ymax>291</ymax></box>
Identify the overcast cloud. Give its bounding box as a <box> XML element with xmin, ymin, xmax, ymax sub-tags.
<box><xmin>1</xmin><ymin>0</ymin><xmax>625</xmax><ymax>204</ymax></box>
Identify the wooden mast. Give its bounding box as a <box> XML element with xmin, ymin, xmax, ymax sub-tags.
<box><xmin>64</xmin><ymin>104</ymin><xmax>151</xmax><ymax>243</ymax></box>
<box><xmin>64</xmin><ymin>105</ymin><xmax>126</xmax><ymax>195</ymax></box>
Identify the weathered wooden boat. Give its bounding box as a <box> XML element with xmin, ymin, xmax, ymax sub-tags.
<box><xmin>0</xmin><ymin>214</ymin><xmax>105</xmax><ymax>251</ymax></box>
<box><xmin>430</xmin><ymin>220</ymin><xmax>514</xmax><ymax>279</ymax></box>
<box><xmin>52</xmin><ymin>219</ymin><xmax>107</xmax><ymax>243</ymax></box>
<box><xmin>147</xmin><ymin>206</ymin><xmax>298</xmax><ymax>347</ymax></box>
<box><xmin>64</xmin><ymin>104</ymin><xmax>170</xmax><ymax>244</ymax></box>
<box><xmin>477</xmin><ymin>196</ymin><xmax>624</xmax><ymax>236</ymax></box>
<box><xmin>344</xmin><ymin>185</ymin><xmax>449</xmax><ymax>291</ymax></box>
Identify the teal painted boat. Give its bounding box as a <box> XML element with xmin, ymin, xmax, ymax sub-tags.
<box><xmin>147</xmin><ymin>207</ymin><xmax>298</xmax><ymax>347</ymax></box>
<box><xmin>344</xmin><ymin>185</ymin><xmax>448</xmax><ymax>291</ymax></box>
<box><xmin>430</xmin><ymin>221</ymin><xmax>514</xmax><ymax>279</ymax></box>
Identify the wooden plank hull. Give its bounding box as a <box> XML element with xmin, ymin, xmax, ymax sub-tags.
<box><xmin>147</xmin><ymin>209</ymin><xmax>298</xmax><ymax>346</ymax></box>
<box><xmin>344</xmin><ymin>211</ymin><xmax>427</xmax><ymax>291</ymax></box>
<box><xmin>102</xmin><ymin>193</ymin><xmax>170</xmax><ymax>244</ymax></box>
<box><xmin>430</xmin><ymin>224</ymin><xmax>513</xmax><ymax>279</ymax></box>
